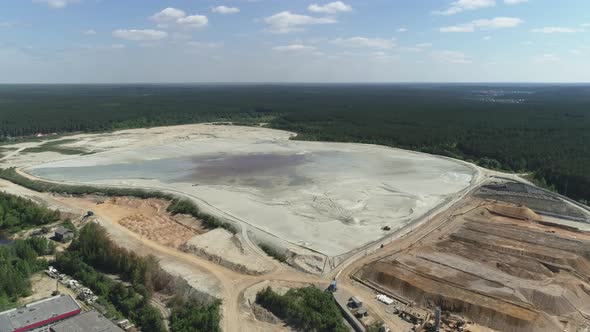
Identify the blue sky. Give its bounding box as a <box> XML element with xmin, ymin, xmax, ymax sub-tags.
<box><xmin>1</xmin><ymin>0</ymin><xmax>589</xmax><ymax>83</ymax></box>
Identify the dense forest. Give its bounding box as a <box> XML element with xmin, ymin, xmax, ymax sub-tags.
<box><xmin>0</xmin><ymin>84</ymin><xmax>588</xmax><ymax>201</ymax></box>
<box><xmin>0</xmin><ymin>237</ymin><xmax>55</xmax><ymax>310</ymax></box>
<box><xmin>0</xmin><ymin>191</ymin><xmax>60</xmax><ymax>233</ymax></box>
<box><xmin>256</xmin><ymin>286</ymin><xmax>347</xmax><ymax>332</ymax></box>
<box><xmin>168</xmin><ymin>296</ymin><xmax>222</xmax><ymax>332</ymax></box>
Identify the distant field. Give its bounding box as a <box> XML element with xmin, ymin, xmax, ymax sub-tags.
<box><xmin>22</xmin><ymin>138</ymin><xmax>87</xmax><ymax>155</ymax></box>
<box><xmin>0</xmin><ymin>84</ymin><xmax>588</xmax><ymax>202</ymax></box>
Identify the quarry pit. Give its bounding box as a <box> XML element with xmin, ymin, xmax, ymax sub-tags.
<box><xmin>355</xmin><ymin>198</ymin><xmax>590</xmax><ymax>332</ymax></box>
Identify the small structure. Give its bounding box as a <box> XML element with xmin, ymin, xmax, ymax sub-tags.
<box><xmin>115</xmin><ymin>319</ymin><xmax>135</xmax><ymax>331</ymax></box>
<box><xmin>348</xmin><ymin>296</ymin><xmax>363</xmax><ymax>309</ymax></box>
<box><xmin>400</xmin><ymin>306</ymin><xmax>429</xmax><ymax>325</ymax></box>
<box><xmin>0</xmin><ymin>295</ymin><xmax>81</xmax><ymax>332</ymax></box>
<box><xmin>328</xmin><ymin>279</ymin><xmax>337</xmax><ymax>292</ymax></box>
<box><xmin>434</xmin><ymin>307</ymin><xmax>441</xmax><ymax>332</ymax></box>
<box><xmin>354</xmin><ymin>308</ymin><xmax>368</xmax><ymax>318</ymax></box>
<box><xmin>54</xmin><ymin>226</ymin><xmax>74</xmax><ymax>242</ymax></box>
<box><xmin>50</xmin><ymin>310</ymin><xmax>124</xmax><ymax>332</ymax></box>
<box><xmin>376</xmin><ymin>294</ymin><xmax>394</xmax><ymax>305</ymax></box>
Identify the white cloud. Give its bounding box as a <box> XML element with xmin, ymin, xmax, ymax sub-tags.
<box><xmin>212</xmin><ymin>6</ymin><xmax>240</xmax><ymax>15</ymax></box>
<box><xmin>570</xmin><ymin>49</ymin><xmax>582</xmax><ymax>55</ymax></box>
<box><xmin>264</xmin><ymin>11</ymin><xmax>336</xmax><ymax>33</ymax></box>
<box><xmin>177</xmin><ymin>15</ymin><xmax>208</xmax><ymax>29</ymax></box>
<box><xmin>397</xmin><ymin>27</ymin><xmax>408</xmax><ymax>32</ymax></box>
<box><xmin>440</xmin><ymin>25</ymin><xmax>475</xmax><ymax>33</ymax></box>
<box><xmin>431</xmin><ymin>50</ymin><xmax>472</xmax><ymax>64</ymax></box>
<box><xmin>473</xmin><ymin>17</ymin><xmax>523</xmax><ymax>28</ymax></box>
<box><xmin>401</xmin><ymin>43</ymin><xmax>432</xmax><ymax>52</ymax></box>
<box><xmin>483</xmin><ymin>35</ymin><xmax>492</xmax><ymax>40</ymax></box>
<box><xmin>32</xmin><ymin>0</ymin><xmax>78</xmax><ymax>8</ymax></box>
<box><xmin>532</xmin><ymin>27</ymin><xmax>583</xmax><ymax>33</ymax></box>
<box><xmin>272</xmin><ymin>44</ymin><xmax>316</xmax><ymax>52</ymax></box>
<box><xmin>112</xmin><ymin>29</ymin><xmax>168</xmax><ymax>41</ymax></box>
<box><xmin>332</xmin><ymin>37</ymin><xmax>396</xmax><ymax>49</ymax></box>
<box><xmin>82</xmin><ymin>29</ymin><xmax>96</xmax><ymax>35</ymax></box>
<box><xmin>151</xmin><ymin>8</ymin><xmax>208</xmax><ymax>29</ymax></box>
<box><xmin>582</xmin><ymin>23</ymin><xmax>590</xmax><ymax>28</ymax></box>
<box><xmin>433</xmin><ymin>0</ymin><xmax>495</xmax><ymax>15</ymax></box>
<box><xmin>504</xmin><ymin>0</ymin><xmax>528</xmax><ymax>4</ymax></box>
<box><xmin>308</xmin><ymin>1</ymin><xmax>352</xmax><ymax>14</ymax></box>
<box><xmin>440</xmin><ymin>17</ymin><xmax>523</xmax><ymax>32</ymax></box>
<box><xmin>151</xmin><ymin>8</ymin><xmax>186</xmax><ymax>26</ymax></box>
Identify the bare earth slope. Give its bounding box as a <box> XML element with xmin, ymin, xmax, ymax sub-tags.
<box><xmin>356</xmin><ymin>201</ymin><xmax>590</xmax><ymax>332</ymax></box>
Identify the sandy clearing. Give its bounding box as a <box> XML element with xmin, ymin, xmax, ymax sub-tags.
<box><xmin>100</xmin><ymin>197</ymin><xmax>203</xmax><ymax>248</ymax></box>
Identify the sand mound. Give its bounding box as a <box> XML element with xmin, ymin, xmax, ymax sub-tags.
<box><xmin>182</xmin><ymin>229</ymin><xmax>273</xmax><ymax>275</ymax></box>
<box><xmin>487</xmin><ymin>204</ymin><xmax>540</xmax><ymax>220</ymax></box>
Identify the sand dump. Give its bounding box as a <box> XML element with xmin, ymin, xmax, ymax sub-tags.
<box><xmin>182</xmin><ymin>229</ymin><xmax>274</xmax><ymax>275</ymax></box>
<box><xmin>487</xmin><ymin>204</ymin><xmax>540</xmax><ymax>220</ymax></box>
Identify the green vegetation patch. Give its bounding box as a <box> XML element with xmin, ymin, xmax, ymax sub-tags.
<box><xmin>0</xmin><ymin>191</ymin><xmax>60</xmax><ymax>234</ymax></box>
<box><xmin>167</xmin><ymin>199</ymin><xmax>237</xmax><ymax>233</ymax></box>
<box><xmin>0</xmin><ymin>191</ymin><xmax>58</xmax><ymax>310</ymax></box>
<box><xmin>258</xmin><ymin>243</ymin><xmax>287</xmax><ymax>263</ymax></box>
<box><xmin>168</xmin><ymin>297</ymin><xmax>222</xmax><ymax>332</ymax></box>
<box><xmin>22</xmin><ymin>138</ymin><xmax>87</xmax><ymax>155</ymax></box>
<box><xmin>0</xmin><ymin>237</ymin><xmax>55</xmax><ymax>310</ymax></box>
<box><xmin>256</xmin><ymin>286</ymin><xmax>347</xmax><ymax>332</ymax></box>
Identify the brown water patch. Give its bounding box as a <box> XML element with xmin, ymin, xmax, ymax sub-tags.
<box><xmin>183</xmin><ymin>153</ymin><xmax>310</xmax><ymax>189</ymax></box>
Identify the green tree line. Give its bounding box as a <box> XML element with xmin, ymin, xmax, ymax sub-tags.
<box><xmin>0</xmin><ymin>191</ymin><xmax>60</xmax><ymax>233</ymax></box>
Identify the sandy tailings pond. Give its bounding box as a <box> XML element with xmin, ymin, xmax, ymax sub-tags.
<box><xmin>24</xmin><ymin>124</ymin><xmax>476</xmax><ymax>257</ymax></box>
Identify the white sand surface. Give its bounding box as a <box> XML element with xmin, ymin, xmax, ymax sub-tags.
<box><xmin>18</xmin><ymin>124</ymin><xmax>477</xmax><ymax>257</ymax></box>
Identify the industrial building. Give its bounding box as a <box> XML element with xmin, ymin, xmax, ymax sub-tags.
<box><xmin>0</xmin><ymin>295</ymin><xmax>81</xmax><ymax>332</ymax></box>
<box><xmin>50</xmin><ymin>311</ymin><xmax>124</xmax><ymax>332</ymax></box>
